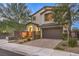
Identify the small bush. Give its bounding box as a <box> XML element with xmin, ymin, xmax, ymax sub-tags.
<box><xmin>21</xmin><ymin>36</ymin><xmax>27</xmax><ymax>39</ymax></box>
<box><xmin>68</xmin><ymin>38</ymin><xmax>78</xmax><ymax>47</ymax></box>
<box><xmin>27</xmin><ymin>38</ymin><xmax>31</xmax><ymax>41</ymax></box>
<box><xmin>55</xmin><ymin>46</ymin><xmax>64</xmax><ymax>50</ymax></box>
<box><xmin>62</xmin><ymin>43</ymin><xmax>67</xmax><ymax>46</ymax></box>
<box><xmin>26</xmin><ymin>37</ymin><xmax>32</xmax><ymax>41</ymax></box>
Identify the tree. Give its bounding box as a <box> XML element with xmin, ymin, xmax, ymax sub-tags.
<box><xmin>0</xmin><ymin>3</ymin><xmax>31</xmax><ymax>24</ymax></box>
<box><xmin>0</xmin><ymin>20</ymin><xmax>26</xmax><ymax>33</ymax></box>
<box><xmin>70</xmin><ymin>4</ymin><xmax>79</xmax><ymax>23</ymax></box>
<box><xmin>53</xmin><ymin>3</ymin><xmax>79</xmax><ymax>40</ymax></box>
<box><xmin>0</xmin><ymin>3</ymin><xmax>31</xmax><ymax>33</ymax></box>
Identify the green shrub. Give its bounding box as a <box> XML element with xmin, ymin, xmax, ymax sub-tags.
<box><xmin>62</xmin><ymin>33</ymin><xmax>67</xmax><ymax>40</ymax></box>
<box><xmin>62</xmin><ymin>43</ymin><xmax>67</xmax><ymax>46</ymax></box>
<box><xmin>27</xmin><ymin>37</ymin><xmax>32</xmax><ymax>41</ymax></box>
<box><xmin>55</xmin><ymin>46</ymin><xmax>64</xmax><ymax>50</ymax></box>
<box><xmin>21</xmin><ymin>36</ymin><xmax>27</xmax><ymax>39</ymax></box>
<box><xmin>27</xmin><ymin>38</ymin><xmax>31</xmax><ymax>41</ymax></box>
<box><xmin>68</xmin><ymin>38</ymin><xmax>78</xmax><ymax>47</ymax></box>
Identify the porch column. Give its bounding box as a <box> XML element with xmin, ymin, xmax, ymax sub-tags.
<box><xmin>40</xmin><ymin>28</ymin><xmax>42</xmax><ymax>38</ymax></box>
<box><xmin>32</xmin><ymin>24</ymin><xmax>35</xmax><ymax>40</ymax></box>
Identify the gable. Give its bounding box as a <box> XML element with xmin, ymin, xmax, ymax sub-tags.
<box><xmin>31</xmin><ymin>6</ymin><xmax>56</xmax><ymax>16</ymax></box>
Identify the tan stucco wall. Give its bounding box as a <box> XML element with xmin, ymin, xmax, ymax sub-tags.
<box><xmin>32</xmin><ymin>9</ymin><xmax>54</xmax><ymax>25</ymax></box>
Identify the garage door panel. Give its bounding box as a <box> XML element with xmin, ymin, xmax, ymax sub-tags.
<box><xmin>42</xmin><ymin>28</ymin><xmax>62</xmax><ymax>39</ymax></box>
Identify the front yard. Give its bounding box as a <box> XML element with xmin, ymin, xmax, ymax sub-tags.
<box><xmin>4</xmin><ymin>30</ymin><xmax>79</xmax><ymax>54</ymax></box>
<box><xmin>8</xmin><ymin>36</ymin><xmax>79</xmax><ymax>54</ymax></box>
<box><xmin>54</xmin><ymin>40</ymin><xmax>79</xmax><ymax>54</ymax></box>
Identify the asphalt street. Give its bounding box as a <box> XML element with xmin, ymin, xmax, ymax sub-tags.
<box><xmin>0</xmin><ymin>48</ymin><xmax>24</xmax><ymax>56</ymax></box>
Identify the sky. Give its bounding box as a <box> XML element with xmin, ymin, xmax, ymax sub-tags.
<box><xmin>27</xmin><ymin>3</ymin><xmax>79</xmax><ymax>29</ymax></box>
<box><xmin>27</xmin><ymin>3</ymin><xmax>56</xmax><ymax>14</ymax></box>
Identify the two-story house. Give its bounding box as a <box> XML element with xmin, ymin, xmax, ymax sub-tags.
<box><xmin>26</xmin><ymin>6</ymin><xmax>65</xmax><ymax>39</ymax></box>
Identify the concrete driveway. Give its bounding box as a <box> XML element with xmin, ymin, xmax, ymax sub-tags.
<box><xmin>22</xmin><ymin>39</ymin><xmax>62</xmax><ymax>49</ymax></box>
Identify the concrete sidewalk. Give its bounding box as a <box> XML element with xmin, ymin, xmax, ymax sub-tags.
<box><xmin>0</xmin><ymin>40</ymin><xmax>79</xmax><ymax>56</ymax></box>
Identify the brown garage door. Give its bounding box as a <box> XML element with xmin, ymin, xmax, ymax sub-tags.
<box><xmin>42</xmin><ymin>27</ymin><xmax>62</xmax><ymax>39</ymax></box>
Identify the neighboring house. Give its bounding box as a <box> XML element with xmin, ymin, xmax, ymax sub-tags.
<box><xmin>26</xmin><ymin>6</ymin><xmax>68</xmax><ymax>39</ymax></box>
<box><xmin>71</xmin><ymin>29</ymin><xmax>79</xmax><ymax>39</ymax></box>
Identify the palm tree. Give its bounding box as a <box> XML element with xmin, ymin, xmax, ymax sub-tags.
<box><xmin>0</xmin><ymin>3</ymin><xmax>31</xmax><ymax>24</ymax></box>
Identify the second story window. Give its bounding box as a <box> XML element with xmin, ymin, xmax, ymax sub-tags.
<box><xmin>44</xmin><ymin>13</ymin><xmax>54</xmax><ymax>21</ymax></box>
<box><xmin>32</xmin><ymin>16</ymin><xmax>36</xmax><ymax>21</ymax></box>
